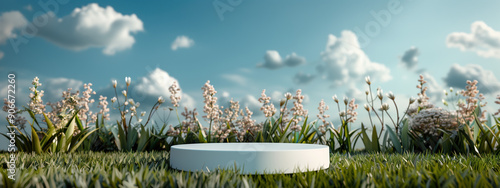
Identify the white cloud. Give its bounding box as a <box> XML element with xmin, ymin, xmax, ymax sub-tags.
<box><xmin>36</xmin><ymin>3</ymin><xmax>144</xmax><ymax>55</ymax></box>
<box><xmin>240</xmin><ymin>95</ymin><xmax>262</xmax><ymax>115</ymax></box>
<box><xmin>284</xmin><ymin>53</ymin><xmax>306</xmax><ymax>67</ymax></box>
<box><xmin>400</xmin><ymin>46</ymin><xmax>419</xmax><ymax>69</ymax></box>
<box><xmin>44</xmin><ymin>77</ymin><xmax>84</xmax><ymax>102</ymax></box>
<box><xmin>257</xmin><ymin>50</ymin><xmax>306</xmax><ymax>69</ymax></box>
<box><xmin>171</xmin><ymin>35</ymin><xmax>194</xmax><ymax>51</ymax></box>
<box><xmin>0</xmin><ymin>11</ymin><xmax>27</xmax><ymax>44</ymax></box>
<box><xmin>293</xmin><ymin>72</ymin><xmax>315</xmax><ymax>85</ymax></box>
<box><xmin>0</xmin><ymin>11</ymin><xmax>28</xmax><ymax>59</ymax></box>
<box><xmin>446</xmin><ymin>21</ymin><xmax>500</xmax><ymax>59</ymax></box>
<box><xmin>133</xmin><ymin>68</ymin><xmax>195</xmax><ymax>108</ymax></box>
<box><xmin>317</xmin><ymin>30</ymin><xmax>392</xmax><ymax>86</ymax></box>
<box><xmin>443</xmin><ymin>64</ymin><xmax>500</xmax><ymax>94</ymax></box>
<box><xmin>271</xmin><ymin>91</ymin><xmax>283</xmax><ymax>102</ymax></box>
<box><xmin>221</xmin><ymin>74</ymin><xmax>247</xmax><ymax>85</ymax></box>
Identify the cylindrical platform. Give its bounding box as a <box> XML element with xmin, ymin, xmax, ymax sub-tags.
<box><xmin>170</xmin><ymin>143</ymin><xmax>330</xmax><ymax>174</ymax></box>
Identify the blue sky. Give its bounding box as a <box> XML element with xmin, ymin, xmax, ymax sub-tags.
<box><xmin>1</xmin><ymin>0</ymin><xmax>500</xmax><ymax>149</ymax></box>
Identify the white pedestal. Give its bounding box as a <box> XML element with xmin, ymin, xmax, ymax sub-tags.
<box><xmin>170</xmin><ymin>143</ymin><xmax>330</xmax><ymax>174</ymax></box>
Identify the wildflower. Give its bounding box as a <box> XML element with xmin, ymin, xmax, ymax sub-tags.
<box><xmin>284</xmin><ymin>92</ymin><xmax>292</xmax><ymax>100</ymax></box>
<box><xmin>141</xmin><ymin>111</ymin><xmax>146</xmax><ymax>117</ymax></box>
<box><xmin>202</xmin><ymin>80</ymin><xmax>222</xmax><ymax>123</ymax></box>
<box><xmin>124</xmin><ymin>101</ymin><xmax>129</xmax><ymax>106</ymax></box>
<box><xmin>98</xmin><ymin>95</ymin><xmax>110</xmax><ymax>120</ymax></box>
<box><xmin>364</xmin><ymin>104</ymin><xmax>370</xmax><ymax>112</ymax></box>
<box><xmin>290</xmin><ymin>89</ymin><xmax>307</xmax><ymax>124</ymax></box>
<box><xmin>332</xmin><ymin>95</ymin><xmax>339</xmax><ymax>103</ymax></box>
<box><xmin>111</xmin><ymin>97</ymin><xmax>117</xmax><ymax>103</ymax></box>
<box><xmin>442</xmin><ymin>99</ymin><xmax>448</xmax><ymax>106</ymax></box>
<box><xmin>128</xmin><ymin>99</ymin><xmax>135</xmax><ymax>106</ymax></box>
<box><xmin>122</xmin><ymin>90</ymin><xmax>127</xmax><ymax>97</ymax></box>
<box><xmin>339</xmin><ymin>111</ymin><xmax>346</xmax><ymax>117</ymax></box>
<box><xmin>259</xmin><ymin>90</ymin><xmax>276</xmax><ymax>118</ymax></box>
<box><xmin>380</xmin><ymin>103</ymin><xmax>389</xmax><ymax>111</ymax></box>
<box><xmin>456</xmin><ymin>80</ymin><xmax>486</xmax><ymax>123</ymax></box>
<box><xmin>169</xmin><ymin>81</ymin><xmax>182</xmax><ymax>107</ymax></box>
<box><xmin>386</xmin><ymin>92</ymin><xmax>395</xmax><ymax>100</ymax></box>
<box><xmin>317</xmin><ymin>99</ymin><xmax>330</xmax><ymax>125</ymax></box>
<box><xmin>112</xmin><ymin>80</ymin><xmax>117</xmax><ymax>88</ymax></box>
<box><xmin>365</xmin><ymin>76</ymin><xmax>371</xmax><ymax>85</ymax></box>
<box><xmin>343</xmin><ymin>96</ymin><xmax>349</xmax><ymax>105</ymax></box>
<box><xmin>158</xmin><ymin>96</ymin><xmax>165</xmax><ymax>104</ymax></box>
<box><xmin>377</xmin><ymin>88</ymin><xmax>383</xmax><ymax>100</ymax></box>
<box><xmin>346</xmin><ymin>98</ymin><xmax>359</xmax><ymax>123</ymax></box>
<box><xmin>409</xmin><ymin>97</ymin><xmax>415</xmax><ymax>104</ymax></box>
<box><xmin>125</xmin><ymin>77</ymin><xmax>131</xmax><ymax>87</ymax></box>
<box><xmin>28</xmin><ymin>77</ymin><xmax>46</xmax><ymax>114</ymax></box>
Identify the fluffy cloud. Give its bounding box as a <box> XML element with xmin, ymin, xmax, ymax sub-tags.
<box><xmin>43</xmin><ymin>78</ymin><xmax>84</xmax><ymax>102</ymax></box>
<box><xmin>0</xmin><ymin>11</ymin><xmax>28</xmax><ymax>59</ymax></box>
<box><xmin>0</xmin><ymin>11</ymin><xmax>27</xmax><ymax>44</ymax></box>
<box><xmin>257</xmin><ymin>51</ymin><xmax>306</xmax><ymax>69</ymax></box>
<box><xmin>171</xmin><ymin>35</ymin><xmax>194</xmax><ymax>51</ymax></box>
<box><xmin>317</xmin><ymin>31</ymin><xmax>392</xmax><ymax>86</ymax></box>
<box><xmin>443</xmin><ymin>64</ymin><xmax>500</xmax><ymax>94</ymax></box>
<box><xmin>293</xmin><ymin>72</ymin><xmax>315</xmax><ymax>85</ymax></box>
<box><xmin>400</xmin><ymin>47</ymin><xmax>419</xmax><ymax>69</ymax></box>
<box><xmin>446</xmin><ymin>21</ymin><xmax>500</xmax><ymax>59</ymax></box>
<box><xmin>133</xmin><ymin>68</ymin><xmax>195</xmax><ymax>108</ymax></box>
<box><xmin>240</xmin><ymin>95</ymin><xmax>262</xmax><ymax>115</ymax></box>
<box><xmin>36</xmin><ymin>3</ymin><xmax>143</xmax><ymax>55</ymax></box>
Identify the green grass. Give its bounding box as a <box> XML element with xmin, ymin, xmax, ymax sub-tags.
<box><xmin>1</xmin><ymin>152</ymin><xmax>499</xmax><ymax>187</ymax></box>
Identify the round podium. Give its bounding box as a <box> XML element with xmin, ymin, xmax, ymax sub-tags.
<box><xmin>170</xmin><ymin>143</ymin><xmax>329</xmax><ymax>174</ymax></box>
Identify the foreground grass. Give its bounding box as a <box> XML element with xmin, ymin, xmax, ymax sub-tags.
<box><xmin>0</xmin><ymin>152</ymin><xmax>499</xmax><ymax>187</ymax></box>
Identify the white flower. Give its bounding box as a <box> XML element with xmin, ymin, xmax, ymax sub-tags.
<box><xmin>365</xmin><ymin>76</ymin><xmax>371</xmax><ymax>85</ymax></box>
<box><xmin>339</xmin><ymin>111</ymin><xmax>346</xmax><ymax>117</ymax></box>
<box><xmin>377</xmin><ymin>89</ymin><xmax>383</xmax><ymax>100</ymax></box>
<box><xmin>111</xmin><ymin>97</ymin><xmax>117</xmax><ymax>103</ymax></box>
<box><xmin>409</xmin><ymin>97</ymin><xmax>416</xmax><ymax>104</ymax></box>
<box><xmin>364</xmin><ymin>104</ymin><xmax>370</xmax><ymax>111</ymax></box>
<box><xmin>141</xmin><ymin>111</ymin><xmax>146</xmax><ymax>117</ymax></box>
<box><xmin>332</xmin><ymin>95</ymin><xmax>339</xmax><ymax>103</ymax></box>
<box><xmin>125</xmin><ymin>77</ymin><xmax>131</xmax><ymax>87</ymax></box>
<box><xmin>112</xmin><ymin>80</ymin><xmax>117</xmax><ymax>88</ymax></box>
<box><xmin>284</xmin><ymin>92</ymin><xmax>292</xmax><ymax>100</ymax></box>
<box><xmin>386</xmin><ymin>91</ymin><xmax>395</xmax><ymax>100</ymax></box>
<box><xmin>122</xmin><ymin>90</ymin><xmax>127</xmax><ymax>97</ymax></box>
<box><xmin>124</xmin><ymin>101</ymin><xmax>129</xmax><ymax>106</ymax></box>
<box><xmin>380</xmin><ymin>103</ymin><xmax>390</xmax><ymax>111</ymax></box>
<box><xmin>158</xmin><ymin>96</ymin><xmax>165</xmax><ymax>104</ymax></box>
<box><xmin>343</xmin><ymin>96</ymin><xmax>349</xmax><ymax>105</ymax></box>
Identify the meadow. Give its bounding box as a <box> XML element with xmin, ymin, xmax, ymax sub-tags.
<box><xmin>1</xmin><ymin>74</ymin><xmax>499</xmax><ymax>187</ymax></box>
<box><xmin>1</xmin><ymin>152</ymin><xmax>499</xmax><ymax>187</ymax></box>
